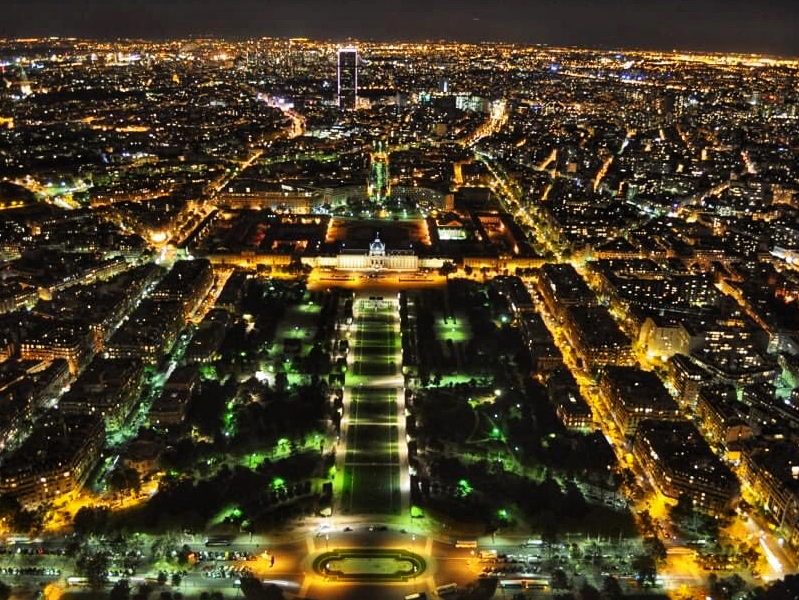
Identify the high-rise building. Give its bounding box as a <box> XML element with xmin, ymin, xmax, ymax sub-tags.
<box><xmin>337</xmin><ymin>47</ymin><xmax>358</xmax><ymax>109</ymax></box>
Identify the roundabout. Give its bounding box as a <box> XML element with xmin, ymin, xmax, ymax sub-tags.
<box><xmin>312</xmin><ymin>548</ymin><xmax>427</xmax><ymax>582</ymax></box>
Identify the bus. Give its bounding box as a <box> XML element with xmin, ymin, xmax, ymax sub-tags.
<box><xmin>436</xmin><ymin>583</ymin><xmax>458</xmax><ymax>596</ymax></box>
<box><xmin>204</xmin><ymin>535</ymin><xmax>234</xmax><ymax>547</ymax></box>
<box><xmin>454</xmin><ymin>540</ymin><xmax>477</xmax><ymax>549</ymax></box>
<box><xmin>499</xmin><ymin>580</ymin><xmax>525</xmax><ymax>590</ymax></box>
<box><xmin>499</xmin><ymin>578</ymin><xmax>550</xmax><ymax>591</ymax></box>
<box><xmin>522</xmin><ymin>538</ymin><xmax>543</xmax><ymax>547</ymax></box>
<box><xmin>4</xmin><ymin>536</ymin><xmax>31</xmax><ymax>544</ymax></box>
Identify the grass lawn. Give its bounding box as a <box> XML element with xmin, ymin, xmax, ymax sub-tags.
<box><xmin>435</xmin><ymin>314</ymin><xmax>471</xmax><ymax>343</ymax></box>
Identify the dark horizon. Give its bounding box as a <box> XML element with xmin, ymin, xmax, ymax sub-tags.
<box><xmin>2</xmin><ymin>0</ymin><xmax>799</xmax><ymax>58</ymax></box>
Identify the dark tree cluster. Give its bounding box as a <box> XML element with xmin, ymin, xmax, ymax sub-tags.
<box><xmin>419</xmin><ymin>457</ymin><xmax>635</xmax><ymax>538</ymax></box>
<box><xmin>232</xmin><ymin>380</ymin><xmax>331</xmax><ymax>450</ymax></box>
<box><xmin>109</xmin><ymin>450</ymin><xmax>321</xmax><ymax>533</ymax></box>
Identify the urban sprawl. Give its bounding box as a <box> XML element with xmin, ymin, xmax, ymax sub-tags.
<box><xmin>0</xmin><ymin>37</ymin><xmax>798</xmax><ymax>600</ymax></box>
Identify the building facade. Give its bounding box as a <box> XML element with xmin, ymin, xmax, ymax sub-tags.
<box><xmin>337</xmin><ymin>47</ymin><xmax>358</xmax><ymax>109</ymax></box>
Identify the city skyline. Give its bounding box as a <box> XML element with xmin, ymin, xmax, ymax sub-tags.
<box><xmin>1</xmin><ymin>0</ymin><xmax>799</xmax><ymax>57</ymax></box>
<box><xmin>1</xmin><ymin>33</ymin><xmax>799</xmax><ymax>600</ymax></box>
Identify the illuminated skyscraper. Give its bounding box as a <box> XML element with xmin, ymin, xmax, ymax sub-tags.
<box><xmin>337</xmin><ymin>47</ymin><xmax>358</xmax><ymax>109</ymax></box>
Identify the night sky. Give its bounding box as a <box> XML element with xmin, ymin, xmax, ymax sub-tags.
<box><xmin>2</xmin><ymin>0</ymin><xmax>799</xmax><ymax>56</ymax></box>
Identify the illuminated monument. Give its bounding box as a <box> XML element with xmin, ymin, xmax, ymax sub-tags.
<box><xmin>369</xmin><ymin>234</ymin><xmax>386</xmax><ymax>257</ymax></box>
<box><xmin>335</xmin><ymin>233</ymin><xmax>418</xmax><ymax>271</ymax></box>
<box><xmin>368</xmin><ymin>141</ymin><xmax>390</xmax><ymax>203</ymax></box>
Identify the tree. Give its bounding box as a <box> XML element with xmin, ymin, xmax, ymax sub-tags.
<box><xmin>580</xmin><ymin>583</ymin><xmax>601</xmax><ymax>600</ymax></box>
<box><xmin>150</xmin><ymin>534</ymin><xmax>178</xmax><ymax>561</ymax></box>
<box><xmin>133</xmin><ymin>583</ymin><xmax>153</xmax><ymax>600</ymax></box>
<box><xmin>73</xmin><ymin>506</ymin><xmax>110</xmax><ymax>537</ymax></box>
<box><xmin>76</xmin><ymin>550</ymin><xmax>110</xmax><ymax>588</ymax></box>
<box><xmin>0</xmin><ymin>495</ymin><xmax>41</xmax><ymax>533</ymax></box>
<box><xmin>631</xmin><ymin>554</ymin><xmax>657</xmax><ymax>586</ymax></box>
<box><xmin>240</xmin><ymin>576</ymin><xmax>285</xmax><ymax>600</ymax></box>
<box><xmin>551</xmin><ymin>568</ymin><xmax>570</xmax><ymax>590</ymax></box>
<box><xmin>109</xmin><ymin>467</ymin><xmax>141</xmax><ymax>495</ymax></box>
<box><xmin>305</xmin><ymin>344</ymin><xmax>331</xmax><ymax>376</ymax></box>
<box><xmin>570</xmin><ymin>543</ymin><xmax>583</xmax><ymax>561</ymax></box>
<box><xmin>712</xmin><ymin>574</ymin><xmax>746</xmax><ymax>600</ymax></box>
<box><xmin>439</xmin><ymin>261</ymin><xmax>457</xmax><ymax>279</ymax></box>
<box><xmin>672</xmin><ymin>493</ymin><xmax>694</xmax><ymax>519</ymax></box>
<box><xmin>286</xmin><ymin>256</ymin><xmax>308</xmax><ymax>276</ymax></box>
<box><xmin>643</xmin><ymin>536</ymin><xmax>667</xmax><ymax>561</ymax></box>
<box><xmin>186</xmin><ymin>382</ymin><xmax>227</xmax><ymax>438</ymax></box>
<box><xmin>755</xmin><ymin>573</ymin><xmax>799</xmax><ymax>600</ymax></box>
<box><xmin>462</xmin><ymin>577</ymin><xmax>499</xmax><ymax>600</ymax></box>
<box><xmin>601</xmin><ymin>576</ymin><xmax>623</xmax><ymax>600</ymax></box>
<box><xmin>563</xmin><ymin>481</ymin><xmax>588</xmax><ymax>517</ymax></box>
<box><xmin>9</xmin><ymin>508</ymin><xmax>37</xmax><ymax>533</ymax></box>
<box><xmin>540</xmin><ymin>512</ymin><xmax>561</xmax><ymax>558</ymax></box>
<box><xmin>274</xmin><ymin>371</ymin><xmax>288</xmax><ymax>393</ymax></box>
<box><xmin>0</xmin><ymin>496</ymin><xmax>21</xmax><ymax>524</ymax></box>
<box><xmin>111</xmin><ymin>579</ymin><xmax>131</xmax><ymax>600</ymax></box>
<box><xmin>0</xmin><ymin>496</ymin><xmax>37</xmax><ymax>533</ymax></box>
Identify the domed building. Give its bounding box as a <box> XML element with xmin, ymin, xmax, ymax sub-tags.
<box><xmin>336</xmin><ymin>233</ymin><xmax>418</xmax><ymax>271</ymax></box>
<box><xmin>369</xmin><ymin>234</ymin><xmax>386</xmax><ymax>257</ymax></box>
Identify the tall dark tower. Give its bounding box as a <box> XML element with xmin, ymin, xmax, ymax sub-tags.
<box><xmin>337</xmin><ymin>47</ymin><xmax>358</xmax><ymax>109</ymax></box>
